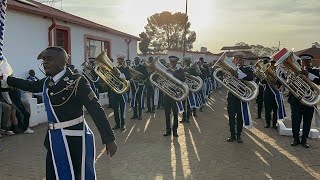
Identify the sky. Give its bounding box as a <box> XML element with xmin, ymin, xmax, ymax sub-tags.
<box><xmin>49</xmin><ymin>0</ymin><xmax>320</xmax><ymax>53</ymax></box>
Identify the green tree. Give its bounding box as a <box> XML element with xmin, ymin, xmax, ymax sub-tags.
<box><xmin>235</xmin><ymin>42</ymin><xmax>278</xmax><ymax>57</ymax></box>
<box><xmin>139</xmin><ymin>11</ymin><xmax>197</xmax><ymax>54</ymax></box>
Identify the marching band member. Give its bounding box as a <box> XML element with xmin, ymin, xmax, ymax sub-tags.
<box><xmin>260</xmin><ymin>58</ymin><xmax>286</xmax><ymax>128</ymax></box>
<box><xmin>130</xmin><ymin>56</ymin><xmax>148</xmax><ymax>120</ymax></box>
<box><xmin>0</xmin><ymin>47</ymin><xmax>117</xmax><ymax>179</ymax></box>
<box><xmin>163</xmin><ymin>56</ymin><xmax>186</xmax><ymax>137</ymax></box>
<box><xmin>112</xmin><ymin>54</ymin><xmax>131</xmax><ymax>131</ymax></box>
<box><xmin>227</xmin><ymin>52</ymin><xmax>254</xmax><ymax>143</ymax></box>
<box><xmin>198</xmin><ymin>57</ymin><xmax>209</xmax><ymax>112</ymax></box>
<box><xmin>146</xmin><ymin>56</ymin><xmax>156</xmax><ymax>113</ymax></box>
<box><xmin>290</xmin><ymin>54</ymin><xmax>320</xmax><ymax>148</ymax></box>
<box><xmin>181</xmin><ymin>56</ymin><xmax>199</xmax><ymax>123</ymax></box>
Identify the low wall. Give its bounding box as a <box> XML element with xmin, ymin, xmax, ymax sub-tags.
<box><xmin>22</xmin><ymin>92</ymin><xmax>109</xmax><ymax>127</ymax></box>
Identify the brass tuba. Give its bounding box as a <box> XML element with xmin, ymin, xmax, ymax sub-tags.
<box><xmin>128</xmin><ymin>66</ymin><xmax>145</xmax><ymax>83</ymax></box>
<box><xmin>145</xmin><ymin>59</ymin><xmax>189</xmax><ymax>101</ymax></box>
<box><xmin>274</xmin><ymin>49</ymin><xmax>320</xmax><ymax>106</ymax></box>
<box><xmin>253</xmin><ymin>60</ymin><xmax>281</xmax><ymax>90</ymax></box>
<box><xmin>82</xmin><ymin>50</ymin><xmax>130</xmax><ymax>94</ymax></box>
<box><xmin>212</xmin><ymin>52</ymin><xmax>258</xmax><ymax>102</ymax></box>
<box><xmin>184</xmin><ymin>61</ymin><xmax>203</xmax><ymax>92</ymax></box>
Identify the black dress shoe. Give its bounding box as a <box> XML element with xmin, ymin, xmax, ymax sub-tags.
<box><xmin>120</xmin><ymin>126</ymin><xmax>126</xmax><ymax>131</ymax></box>
<box><xmin>112</xmin><ymin>125</ymin><xmax>120</xmax><ymax>130</ymax></box>
<box><xmin>291</xmin><ymin>141</ymin><xmax>300</xmax><ymax>146</ymax></box>
<box><xmin>264</xmin><ymin>125</ymin><xmax>270</xmax><ymax>128</ymax></box>
<box><xmin>301</xmin><ymin>142</ymin><xmax>310</xmax><ymax>148</ymax></box>
<box><xmin>272</xmin><ymin>126</ymin><xmax>277</xmax><ymax>129</ymax></box>
<box><xmin>163</xmin><ymin>132</ymin><xmax>171</xmax><ymax>136</ymax></box>
<box><xmin>227</xmin><ymin>136</ymin><xmax>236</xmax><ymax>142</ymax></box>
<box><xmin>131</xmin><ymin>116</ymin><xmax>138</xmax><ymax>119</ymax></box>
<box><xmin>173</xmin><ymin>131</ymin><xmax>179</xmax><ymax>137</ymax></box>
<box><xmin>237</xmin><ymin>136</ymin><xmax>243</xmax><ymax>143</ymax></box>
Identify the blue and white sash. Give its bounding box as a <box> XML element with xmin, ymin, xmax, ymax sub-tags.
<box><xmin>268</xmin><ymin>84</ymin><xmax>286</xmax><ymax>120</ymax></box>
<box><xmin>43</xmin><ymin>78</ymin><xmax>96</xmax><ymax>180</ymax></box>
<box><xmin>154</xmin><ymin>86</ymin><xmax>159</xmax><ymax>106</ymax></box>
<box><xmin>188</xmin><ymin>92</ymin><xmax>196</xmax><ymax>108</ymax></box>
<box><xmin>241</xmin><ymin>101</ymin><xmax>253</xmax><ymax>129</ymax></box>
<box><xmin>176</xmin><ymin>101</ymin><xmax>184</xmax><ymax>113</ymax></box>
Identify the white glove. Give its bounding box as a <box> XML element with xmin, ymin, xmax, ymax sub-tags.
<box><xmin>0</xmin><ymin>57</ymin><xmax>13</xmax><ymax>76</ymax></box>
<box><xmin>308</xmin><ymin>73</ymin><xmax>318</xmax><ymax>81</ymax></box>
<box><xmin>119</xmin><ymin>72</ymin><xmax>126</xmax><ymax>80</ymax></box>
<box><xmin>237</xmin><ymin>69</ymin><xmax>247</xmax><ymax>79</ymax></box>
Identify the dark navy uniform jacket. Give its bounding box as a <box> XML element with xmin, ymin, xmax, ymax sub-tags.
<box><xmin>134</xmin><ymin>64</ymin><xmax>149</xmax><ymax>83</ymax></box>
<box><xmin>185</xmin><ymin>66</ymin><xmax>200</xmax><ymax>77</ymax></box>
<box><xmin>288</xmin><ymin>68</ymin><xmax>320</xmax><ymax>105</ymax></box>
<box><xmin>7</xmin><ymin>68</ymin><xmax>115</xmax><ymax>146</ymax></box>
<box><xmin>118</xmin><ymin>65</ymin><xmax>131</xmax><ymax>80</ymax></box>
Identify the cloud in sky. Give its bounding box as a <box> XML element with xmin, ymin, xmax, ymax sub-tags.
<box><xmin>51</xmin><ymin>0</ymin><xmax>319</xmax><ymax>52</ymax></box>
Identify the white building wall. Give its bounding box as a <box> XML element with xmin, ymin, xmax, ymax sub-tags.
<box><xmin>5</xmin><ymin>10</ymin><xmax>50</xmax><ymax>79</ymax></box>
<box><xmin>4</xmin><ymin>10</ymin><xmax>138</xmax><ymax>79</ymax></box>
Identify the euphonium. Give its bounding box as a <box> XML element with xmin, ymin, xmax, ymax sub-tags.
<box><xmin>212</xmin><ymin>52</ymin><xmax>258</xmax><ymax>102</ymax></box>
<box><xmin>128</xmin><ymin>66</ymin><xmax>145</xmax><ymax>83</ymax></box>
<box><xmin>145</xmin><ymin>59</ymin><xmax>189</xmax><ymax>101</ymax></box>
<box><xmin>184</xmin><ymin>61</ymin><xmax>203</xmax><ymax>92</ymax></box>
<box><xmin>275</xmin><ymin>49</ymin><xmax>320</xmax><ymax>106</ymax></box>
<box><xmin>82</xmin><ymin>50</ymin><xmax>130</xmax><ymax>94</ymax></box>
<box><xmin>253</xmin><ymin>60</ymin><xmax>281</xmax><ymax>90</ymax></box>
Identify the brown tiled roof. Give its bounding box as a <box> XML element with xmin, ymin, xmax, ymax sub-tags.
<box><xmin>294</xmin><ymin>47</ymin><xmax>320</xmax><ymax>60</ymax></box>
<box><xmin>217</xmin><ymin>51</ymin><xmax>258</xmax><ymax>60</ymax></box>
<box><xmin>221</xmin><ymin>46</ymin><xmax>251</xmax><ymax>51</ymax></box>
<box><xmin>8</xmin><ymin>0</ymin><xmax>140</xmax><ymax>40</ymax></box>
<box><xmin>167</xmin><ymin>48</ymin><xmax>219</xmax><ymax>55</ymax></box>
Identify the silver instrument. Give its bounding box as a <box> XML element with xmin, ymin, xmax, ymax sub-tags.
<box><xmin>275</xmin><ymin>49</ymin><xmax>320</xmax><ymax>106</ymax></box>
<box><xmin>212</xmin><ymin>52</ymin><xmax>258</xmax><ymax>102</ymax></box>
<box><xmin>145</xmin><ymin>59</ymin><xmax>189</xmax><ymax>101</ymax></box>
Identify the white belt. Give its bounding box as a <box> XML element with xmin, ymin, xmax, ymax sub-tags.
<box><xmin>48</xmin><ymin>116</ymin><xmax>84</xmax><ymax>130</ymax></box>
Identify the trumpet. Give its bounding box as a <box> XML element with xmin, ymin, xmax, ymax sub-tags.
<box><xmin>275</xmin><ymin>49</ymin><xmax>320</xmax><ymax>106</ymax></box>
<box><xmin>212</xmin><ymin>52</ymin><xmax>258</xmax><ymax>102</ymax></box>
<box><xmin>145</xmin><ymin>59</ymin><xmax>189</xmax><ymax>101</ymax></box>
<box><xmin>82</xmin><ymin>50</ymin><xmax>130</xmax><ymax>94</ymax></box>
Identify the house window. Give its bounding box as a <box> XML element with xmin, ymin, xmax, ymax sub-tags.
<box><xmin>85</xmin><ymin>36</ymin><xmax>111</xmax><ymax>62</ymax></box>
<box><xmin>55</xmin><ymin>26</ymin><xmax>71</xmax><ymax>64</ymax></box>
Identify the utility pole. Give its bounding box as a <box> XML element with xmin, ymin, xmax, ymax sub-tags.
<box><xmin>182</xmin><ymin>0</ymin><xmax>188</xmax><ymax>57</ymax></box>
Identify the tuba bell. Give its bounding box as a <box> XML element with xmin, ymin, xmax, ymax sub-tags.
<box><xmin>82</xmin><ymin>50</ymin><xmax>130</xmax><ymax>94</ymax></box>
<box><xmin>274</xmin><ymin>48</ymin><xmax>320</xmax><ymax>106</ymax></box>
<box><xmin>212</xmin><ymin>52</ymin><xmax>258</xmax><ymax>102</ymax></box>
<box><xmin>253</xmin><ymin>59</ymin><xmax>281</xmax><ymax>90</ymax></box>
<box><xmin>184</xmin><ymin>61</ymin><xmax>203</xmax><ymax>92</ymax></box>
<box><xmin>145</xmin><ymin>58</ymin><xmax>189</xmax><ymax>101</ymax></box>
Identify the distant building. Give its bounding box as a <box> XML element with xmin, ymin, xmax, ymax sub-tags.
<box><xmin>219</xmin><ymin>45</ymin><xmax>258</xmax><ymax>65</ymax></box>
<box><xmin>138</xmin><ymin>47</ymin><xmax>220</xmax><ymax>64</ymax></box>
<box><xmin>295</xmin><ymin>43</ymin><xmax>320</xmax><ymax>67</ymax></box>
<box><xmin>5</xmin><ymin>0</ymin><xmax>139</xmax><ymax>78</ymax></box>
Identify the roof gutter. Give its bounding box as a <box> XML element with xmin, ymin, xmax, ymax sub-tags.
<box><xmin>48</xmin><ymin>17</ymin><xmax>56</xmax><ymax>46</ymax></box>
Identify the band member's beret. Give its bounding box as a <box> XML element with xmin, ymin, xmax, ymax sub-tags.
<box><xmin>233</xmin><ymin>52</ymin><xmax>246</xmax><ymax>58</ymax></box>
<box><xmin>116</xmin><ymin>54</ymin><xmax>126</xmax><ymax>59</ymax></box>
<box><xmin>299</xmin><ymin>54</ymin><xmax>313</xmax><ymax>61</ymax></box>
<box><xmin>169</xmin><ymin>56</ymin><xmax>179</xmax><ymax>61</ymax></box>
<box><xmin>183</xmin><ymin>56</ymin><xmax>193</xmax><ymax>61</ymax></box>
<box><xmin>37</xmin><ymin>46</ymin><xmax>68</xmax><ymax>60</ymax></box>
<box><xmin>199</xmin><ymin>57</ymin><xmax>204</xmax><ymax>61</ymax></box>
